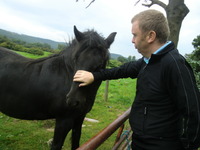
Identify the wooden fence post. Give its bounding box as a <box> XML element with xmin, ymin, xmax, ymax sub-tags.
<box><xmin>104</xmin><ymin>80</ymin><xmax>109</xmax><ymax>101</ymax></box>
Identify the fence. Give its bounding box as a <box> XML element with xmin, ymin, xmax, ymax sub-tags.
<box><xmin>77</xmin><ymin>107</ymin><xmax>131</xmax><ymax>150</ymax></box>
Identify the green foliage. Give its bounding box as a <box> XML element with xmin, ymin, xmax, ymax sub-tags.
<box><xmin>0</xmin><ymin>35</ymin><xmax>44</xmax><ymax>55</ymax></box>
<box><xmin>116</xmin><ymin>55</ymin><xmax>137</xmax><ymax>65</ymax></box>
<box><xmin>127</xmin><ymin>55</ymin><xmax>136</xmax><ymax>62</ymax></box>
<box><xmin>0</xmin><ymin>35</ymin><xmax>66</xmax><ymax>56</ymax></box>
<box><xmin>0</xmin><ymin>28</ymin><xmax>65</xmax><ymax>49</ymax></box>
<box><xmin>57</xmin><ymin>44</ymin><xmax>67</xmax><ymax>51</ymax></box>
<box><xmin>192</xmin><ymin>35</ymin><xmax>200</xmax><ymax>49</ymax></box>
<box><xmin>117</xmin><ymin>56</ymin><xmax>128</xmax><ymax>64</ymax></box>
<box><xmin>107</xmin><ymin>59</ymin><xmax>122</xmax><ymax>68</ymax></box>
<box><xmin>186</xmin><ymin>35</ymin><xmax>200</xmax><ymax>89</ymax></box>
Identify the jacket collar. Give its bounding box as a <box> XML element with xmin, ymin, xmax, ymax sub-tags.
<box><xmin>153</xmin><ymin>41</ymin><xmax>175</xmax><ymax>56</ymax></box>
<box><xmin>143</xmin><ymin>41</ymin><xmax>176</xmax><ymax>64</ymax></box>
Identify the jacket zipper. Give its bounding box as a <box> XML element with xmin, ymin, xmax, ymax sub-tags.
<box><xmin>143</xmin><ymin>106</ymin><xmax>147</xmax><ymax>134</ymax></box>
<box><xmin>144</xmin><ymin>106</ymin><xmax>147</xmax><ymax>115</ymax></box>
<box><xmin>138</xmin><ymin>64</ymin><xmax>147</xmax><ymax>77</ymax></box>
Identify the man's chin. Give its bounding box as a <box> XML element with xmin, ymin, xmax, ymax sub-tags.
<box><xmin>137</xmin><ymin>49</ymin><xmax>141</xmax><ymax>54</ymax></box>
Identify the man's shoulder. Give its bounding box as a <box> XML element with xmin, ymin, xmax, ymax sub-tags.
<box><xmin>160</xmin><ymin>49</ymin><xmax>191</xmax><ymax>73</ymax></box>
<box><xmin>162</xmin><ymin>49</ymin><xmax>184</xmax><ymax>63</ymax></box>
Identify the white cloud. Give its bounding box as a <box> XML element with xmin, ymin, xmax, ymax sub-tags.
<box><xmin>0</xmin><ymin>0</ymin><xmax>199</xmax><ymax>58</ymax></box>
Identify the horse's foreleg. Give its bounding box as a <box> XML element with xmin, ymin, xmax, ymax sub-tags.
<box><xmin>51</xmin><ymin>118</ymin><xmax>73</xmax><ymax>150</ymax></box>
<box><xmin>71</xmin><ymin>115</ymin><xmax>85</xmax><ymax>150</ymax></box>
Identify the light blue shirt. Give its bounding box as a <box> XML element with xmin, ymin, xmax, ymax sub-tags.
<box><xmin>143</xmin><ymin>41</ymin><xmax>172</xmax><ymax>64</ymax></box>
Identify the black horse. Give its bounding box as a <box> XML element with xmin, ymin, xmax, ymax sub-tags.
<box><xmin>0</xmin><ymin>26</ymin><xmax>116</xmax><ymax>150</ymax></box>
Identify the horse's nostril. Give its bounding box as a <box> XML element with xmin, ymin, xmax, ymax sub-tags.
<box><xmin>69</xmin><ymin>101</ymin><xmax>79</xmax><ymax>108</ymax></box>
<box><xmin>66</xmin><ymin>94</ymin><xmax>69</xmax><ymax>99</ymax></box>
<box><xmin>74</xmin><ymin>101</ymin><xmax>79</xmax><ymax>107</ymax></box>
<box><xmin>66</xmin><ymin>96</ymin><xmax>69</xmax><ymax>100</ymax></box>
<box><xmin>66</xmin><ymin>97</ymin><xmax>79</xmax><ymax>108</ymax></box>
<box><xmin>66</xmin><ymin>96</ymin><xmax>69</xmax><ymax>104</ymax></box>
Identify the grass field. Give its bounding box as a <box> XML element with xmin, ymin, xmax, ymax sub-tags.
<box><xmin>0</xmin><ymin>51</ymin><xmax>136</xmax><ymax>150</ymax></box>
<box><xmin>15</xmin><ymin>51</ymin><xmax>53</xmax><ymax>59</ymax></box>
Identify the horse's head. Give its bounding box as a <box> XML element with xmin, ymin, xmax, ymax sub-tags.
<box><xmin>66</xmin><ymin>26</ymin><xmax>116</xmax><ymax>111</ymax></box>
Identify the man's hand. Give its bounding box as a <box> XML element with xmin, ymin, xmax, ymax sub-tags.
<box><xmin>73</xmin><ymin>70</ymin><xmax>94</xmax><ymax>87</ymax></box>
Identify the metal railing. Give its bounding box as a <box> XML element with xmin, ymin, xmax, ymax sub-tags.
<box><xmin>77</xmin><ymin>107</ymin><xmax>131</xmax><ymax>150</ymax></box>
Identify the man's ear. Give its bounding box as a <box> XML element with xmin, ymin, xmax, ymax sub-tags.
<box><xmin>147</xmin><ymin>31</ymin><xmax>156</xmax><ymax>43</ymax></box>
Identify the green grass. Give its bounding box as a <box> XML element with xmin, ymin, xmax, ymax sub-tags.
<box><xmin>0</xmin><ymin>116</ymin><xmax>53</xmax><ymax>150</ymax></box>
<box><xmin>0</xmin><ymin>51</ymin><xmax>136</xmax><ymax>150</ymax></box>
<box><xmin>15</xmin><ymin>51</ymin><xmax>52</xmax><ymax>59</ymax></box>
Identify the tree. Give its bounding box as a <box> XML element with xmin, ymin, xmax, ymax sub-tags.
<box><xmin>185</xmin><ymin>35</ymin><xmax>200</xmax><ymax>89</ymax></box>
<box><xmin>117</xmin><ymin>56</ymin><xmax>128</xmax><ymax>64</ymax></box>
<box><xmin>135</xmin><ymin>0</ymin><xmax>189</xmax><ymax>47</ymax></box>
<box><xmin>127</xmin><ymin>55</ymin><xmax>136</xmax><ymax>62</ymax></box>
<box><xmin>108</xmin><ymin>59</ymin><xmax>122</xmax><ymax>68</ymax></box>
<box><xmin>57</xmin><ymin>44</ymin><xmax>66</xmax><ymax>51</ymax></box>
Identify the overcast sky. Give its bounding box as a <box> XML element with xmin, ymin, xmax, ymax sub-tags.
<box><xmin>0</xmin><ymin>0</ymin><xmax>200</xmax><ymax>58</ymax></box>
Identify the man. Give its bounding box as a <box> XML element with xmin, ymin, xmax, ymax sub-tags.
<box><xmin>73</xmin><ymin>9</ymin><xmax>200</xmax><ymax>150</ymax></box>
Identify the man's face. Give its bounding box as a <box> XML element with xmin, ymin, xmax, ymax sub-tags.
<box><xmin>131</xmin><ymin>21</ymin><xmax>148</xmax><ymax>57</ymax></box>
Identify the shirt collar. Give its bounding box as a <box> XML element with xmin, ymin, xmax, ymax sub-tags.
<box><xmin>143</xmin><ymin>41</ymin><xmax>172</xmax><ymax>64</ymax></box>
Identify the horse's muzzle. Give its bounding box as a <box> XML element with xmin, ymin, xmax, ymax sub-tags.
<box><xmin>66</xmin><ymin>95</ymin><xmax>80</xmax><ymax>108</ymax></box>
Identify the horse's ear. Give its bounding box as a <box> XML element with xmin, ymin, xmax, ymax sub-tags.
<box><xmin>105</xmin><ymin>32</ymin><xmax>117</xmax><ymax>48</ymax></box>
<box><xmin>74</xmin><ymin>26</ymin><xmax>84</xmax><ymax>42</ymax></box>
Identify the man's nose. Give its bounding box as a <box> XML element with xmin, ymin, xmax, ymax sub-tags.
<box><xmin>132</xmin><ymin>38</ymin><xmax>135</xmax><ymax>44</ymax></box>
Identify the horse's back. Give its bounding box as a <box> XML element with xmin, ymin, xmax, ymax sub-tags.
<box><xmin>0</xmin><ymin>47</ymin><xmax>28</xmax><ymax>61</ymax></box>
<box><xmin>0</xmin><ymin>47</ymin><xmax>28</xmax><ymax>78</ymax></box>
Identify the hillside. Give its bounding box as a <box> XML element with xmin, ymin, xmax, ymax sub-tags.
<box><xmin>0</xmin><ymin>28</ymin><xmax>123</xmax><ymax>59</ymax></box>
<box><xmin>0</xmin><ymin>29</ymin><xmax>65</xmax><ymax>49</ymax></box>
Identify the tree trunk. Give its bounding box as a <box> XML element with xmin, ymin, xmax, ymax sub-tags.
<box><xmin>166</xmin><ymin>0</ymin><xmax>189</xmax><ymax>47</ymax></box>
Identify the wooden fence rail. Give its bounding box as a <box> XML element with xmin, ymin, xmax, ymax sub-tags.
<box><xmin>77</xmin><ymin>107</ymin><xmax>131</xmax><ymax>150</ymax></box>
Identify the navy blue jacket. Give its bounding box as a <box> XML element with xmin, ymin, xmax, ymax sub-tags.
<box><xmin>93</xmin><ymin>42</ymin><xmax>200</xmax><ymax>149</ymax></box>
